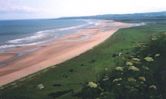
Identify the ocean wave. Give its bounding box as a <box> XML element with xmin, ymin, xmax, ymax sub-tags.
<box><xmin>0</xmin><ymin>19</ymin><xmax>100</xmax><ymax>50</ymax></box>
<box><xmin>56</xmin><ymin>20</ymin><xmax>97</xmax><ymax>31</ymax></box>
<box><xmin>133</xmin><ymin>22</ymin><xmax>146</xmax><ymax>26</ymax></box>
<box><xmin>0</xmin><ymin>41</ymin><xmax>46</xmax><ymax>49</ymax></box>
<box><xmin>8</xmin><ymin>20</ymin><xmax>95</xmax><ymax>44</ymax></box>
<box><xmin>83</xmin><ymin>19</ymin><xmax>101</xmax><ymax>26</ymax></box>
<box><xmin>8</xmin><ymin>32</ymin><xmax>51</xmax><ymax>44</ymax></box>
<box><xmin>57</xmin><ymin>24</ymin><xmax>87</xmax><ymax>31</ymax></box>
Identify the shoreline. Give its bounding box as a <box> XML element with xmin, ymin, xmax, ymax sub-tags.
<box><xmin>0</xmin><ymin>21</ymin><xmax>131</xmax><ymax>86</ymax></box>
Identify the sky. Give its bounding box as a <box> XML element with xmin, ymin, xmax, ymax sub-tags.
<box><xmin>0</xmin><ymin>0</ymin><xmax>166</xmax><ymax>20</ymax></box>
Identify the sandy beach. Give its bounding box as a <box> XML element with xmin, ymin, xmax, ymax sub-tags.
<box><xmin>0</xmin><ymin>21</ymin><xmax>131</xmax><ymax>86</ymax></box>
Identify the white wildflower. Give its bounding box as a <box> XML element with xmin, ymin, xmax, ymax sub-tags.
<box><xmin>128</xmin><ymin>66</ymin><xmax>140</xmax><ymax>71</ymax></box>
<box><xmin>37</xmin><ymin>84</ymin><xmax>44</xmax><ymax>89</ymax></box>
<box><xmin>144</xmin><ymin>57</ymin><xmax>154</xmax><ymax>62</ymax></box>
<box><xmin>113</xmin><ymin>78</ymin><xmax>122</xmax><ymax>82</ymax></box>
<box><xmin>132</xmin><ymin>58</ymin><xmax>140</xmax><ymax>62</ymax></box>
<box><xmin>149</xmin><ymin>85</ymin><xmax>157</xmax><ymax>90</ymax></box>
<box><xmin>155</xmin><ymin>54</ymin><xmax>160</xmax><ymax>57</ymax></box>
<box><xmin>115</xmin><ymin>67</ymin><xmax>124</xmax><ymax>71</ymax></box>
<box><xmin>128</xmin><ymin>77</ymin><xmax>136</xmax><ymax>82</ymax></box>
<box><xmin>88</xmin><ymin>82</ymin><xmax>98</xmax><ymax>88</ymax></box>
<box><xmin>138</xmin><ymin>76</ymin><xmax>146</xmax><ymax>81</ymax></box>
<box><xmin>126</xmin><ymin>62</ymin><xmax>133</xmax><ymax>66</ymax></box>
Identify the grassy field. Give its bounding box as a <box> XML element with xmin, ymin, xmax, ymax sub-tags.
<box><xmin>77</xmin><ymin>24</ymin><xmax>166</xmax><ymax>99</ymax></box>
<box><xmin>0</xmin><ymin>21</ymin><xmax>166</xmax><ymax>99</ymax></box>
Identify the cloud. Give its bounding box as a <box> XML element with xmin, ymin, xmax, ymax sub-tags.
<box><xmin>0</xmin><ymin>0</ymin><xmax>40</xmax><ymax>13</ymax></box>
<box><xmin>0</xmin><ymin>6</ymin><xmax>40</xmax><ymax>13</ymax></box>
<box><xmin>0</xmin><ymin>0</ymin><xmax>166</xmax><ymax>20</ymax></box>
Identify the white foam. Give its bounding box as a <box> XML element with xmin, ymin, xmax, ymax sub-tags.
<box><xmin>134</xmin><ymin>22</ymin><xmax>146</xmax><ymax>26</ymax></box>
<box><xmin>0</xmin><ymin>41</ymin><xmax>47</xmax><ymax>49</ymax></box>
<box><xmin>0</xmin><ymin>19</ymin><xmax>101</xmax><ymax>50</ymax></box>
<box><xmin>56</xmin><ymin>19</ymin><xmax>95</xmax><ymax>31</ymax></box>
<box><xmin>8</xmin><ymin>32</ymin><xmax>50</xmax><ymax>44</ymax></box>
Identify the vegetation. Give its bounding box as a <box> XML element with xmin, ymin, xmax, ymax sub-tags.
<box><xmin>0</xmin><ymin>21</ymin><xmax>166</xmax><ymax>99</ymax></box>
<box><xmin>76</xmin><ymin>33</ymin><xmax>166</xmax><ymax>99</ymax></box>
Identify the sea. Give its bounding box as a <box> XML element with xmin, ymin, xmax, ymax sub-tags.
<box><xmin>0</xmin><ymin>19</ymin><xmax>99</xmax><ymax>51</ymax></box>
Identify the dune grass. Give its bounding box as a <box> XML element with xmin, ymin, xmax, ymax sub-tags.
<box><xmin>0</xmin><ymin>22</ymin><xmax>166</xmax><ymax>99</ymax></box>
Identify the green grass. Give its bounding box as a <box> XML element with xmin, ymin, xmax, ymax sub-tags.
<box><xmin>0</xmin><ymin>22</ymin><xmax>166</xmax><ymax>99</ymax></box>
<box><xmin>77</xmin><ymin>32</ymin><xmax>166</xmax><ymax>99</ymax></box>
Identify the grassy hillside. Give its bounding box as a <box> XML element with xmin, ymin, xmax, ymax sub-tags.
<box><xmin>77</xmin><ymin>30</ymin><xmax>166</xmax><ymax>99</ymax></box>
<box><xmin>0</xmin><ymin>22</ymin><xmax>166</xmax><ymax>99</ymax></box>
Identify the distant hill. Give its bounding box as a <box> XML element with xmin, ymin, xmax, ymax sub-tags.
<box><xmin>59</xmin><ymin>11</ymin><xmax>166</xmax><ymax>22</ymax></box>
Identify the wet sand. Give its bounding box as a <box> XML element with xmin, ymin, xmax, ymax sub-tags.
<box><xmin>0</xmin><ymin>21</ymin><xmax>131</xmax><ymax>86</ymax></box>
<box><xmin>0</xmin><ymin>53</ymin><xmax>16</xmax><ymax>62</ymax></box>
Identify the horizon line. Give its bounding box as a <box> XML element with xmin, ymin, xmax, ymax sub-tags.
<box><xmin>0</xmin><ymin>10</ymin><xmax>166</xmax><ymax>21</ymax></box>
